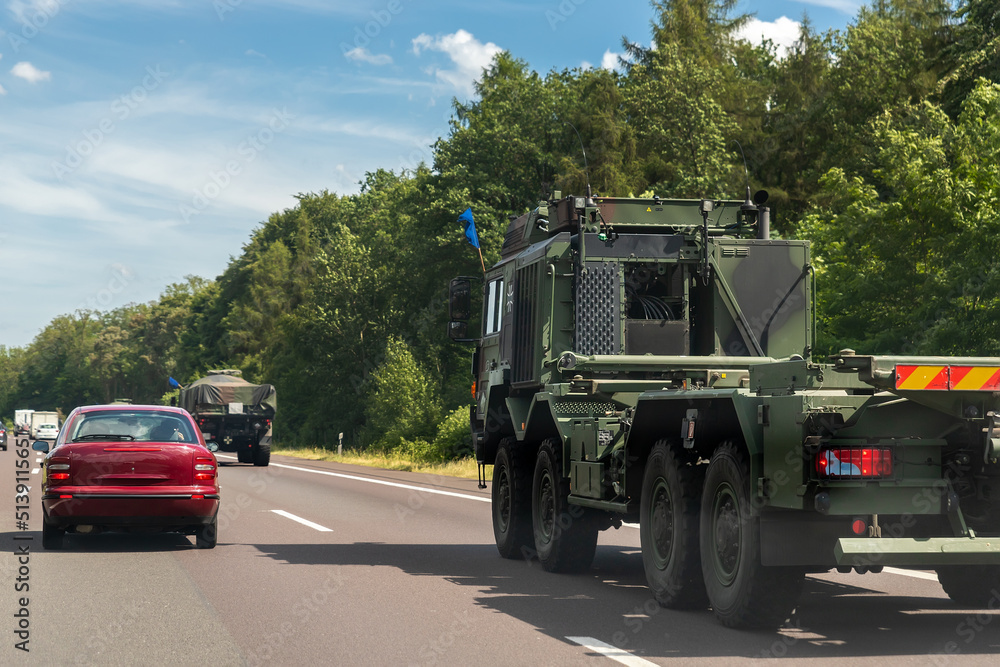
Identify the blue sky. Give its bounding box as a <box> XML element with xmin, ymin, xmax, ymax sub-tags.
<box><xmin>0</xmin><ymin>0</ymin><xmax>860</xmax><ymax>348</ymax></box>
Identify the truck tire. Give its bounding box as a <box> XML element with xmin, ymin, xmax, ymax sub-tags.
<box><xmin>42</xmin><ymin>521</ymin><xmax>65</xmax><ymax>550</ymax></box>
<box><xmin>531</xmin><ymin>438</ymin><xmax>598</xmax><ymax>573</ymax></box>
<box><xmin>492</xmin><ymin>438</ymin><xmax>534</xmax><ymax>559</ymax></box>
<box><xmin>700</xmin><ymin>441</ymin><xmax>803</xmax><ymax>629</ymax></box>
<box><xmin>253</xmin><ymin>440</ymin><xmax>271</xmax><ymax>466</ymax></box>
<box><xmin>641</xmin><ymin>440</ymin><xmax>708</xmax><ymax>609</ymax></box>
<box><xmin>936</xmin><ymin>566</ymin><xmax>1000</xmax><ymax>606</ymax></box>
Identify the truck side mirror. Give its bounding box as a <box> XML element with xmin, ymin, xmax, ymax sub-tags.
<box><xmin>449</xmin><ymin>277</ymin><xmax>473</xmax><ymax>321</ymax></box>
<box><xmin>449</xmin><ymin>320</ymin><xmax>470</xmax><ymax>341</ymax></box>
<box><xmin>448</xmin><ymin>276</ymin><xmax>480</xmax><ymax>343</ymax></box>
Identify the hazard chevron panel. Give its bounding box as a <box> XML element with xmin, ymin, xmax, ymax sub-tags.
<box><xmin>895</xmin><ymin>365</ymin><xmax>1000</xmax><ymax>391</ymax></box>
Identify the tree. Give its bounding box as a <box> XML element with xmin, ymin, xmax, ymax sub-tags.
<box><xmin>801</xmin><ymin>81</ymin><xmax>1000</xmax><ymax>355</ymax></box>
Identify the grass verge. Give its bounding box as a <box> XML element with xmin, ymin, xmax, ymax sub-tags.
<box><xmin>272</xmin><ymin>446</ymin><xmax>483</xmax><ymax>480</ymax></box>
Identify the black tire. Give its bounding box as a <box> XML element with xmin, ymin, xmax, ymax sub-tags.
<box><xmin>640</xmin><ymin>440</ymin><xmax>708</xmax><ymax>609</ymax></box>
<box><xmin>937</xmin><ymin>566</ymin><xmax>1000</xmax><ymax>607</ymax></box>
<box><xmin>492</xmin><ymin>438</ymin><xmax>534</xmax><ymax>559</ymax></box>
<box><xmin>196</xmin><ymin>515</ymin><xmax>218</xmax><ymax>549</ymax></box>
<box><xmin>700</xmin><ymin>441</ymin><xmax>803</xmax><ymax>629</ymax></box>
<box><xmin>532</xmin><ymin>438</ymin><xmax>599</xmax><ymax>573</ymax></box>
<box><xmin>237</xmin><ymin>447</ymin><xmax>253</xmax><ymax>463</ymax></box>
<box><xmin>42</xmin><ymin>521</ymin><xmax>65</xmax><ymax>550</ymax></box>
<box><xmin>253</xmin><ymin>440</ymin><xmax>271</xmax><ymax>467</ymax></box>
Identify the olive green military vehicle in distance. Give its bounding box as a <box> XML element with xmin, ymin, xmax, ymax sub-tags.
<box><xmin>178</xmin><ymin>370</ymin><xmax>275</xmax><ymax>467</ymax></box>
<box><xmin>448</xmin><ymin>189</ymin><xmax>1000</xmax><ymax>629</ymax></box>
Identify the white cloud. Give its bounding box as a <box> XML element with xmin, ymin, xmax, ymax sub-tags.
<box><xmin>11</xmin><ymin>61</ymin><xmax>51</xmax><ymax>83</ymax></box>
<box><xmin>411</xmin><ymin>29</ymin><xmax>502</xmax><ymax>98</ymax></box>
<box><xmin>735</xmin><ymin>17</ymin><xmax>802</xmax><ymax>60</ymax></box>
<box><xmin>344</xmin><ymin>47</ymin><xmax>393</xmax><ymax>66</ymax></box>
<box><xmin>0</xmin><ymin>84</ymin><xmax>6</xmax><ymax>95</ymax></box>
<box><xmin>601</xmin><ymin>50</ymin><xmax>622</xmax><ymax>71</ymax></box>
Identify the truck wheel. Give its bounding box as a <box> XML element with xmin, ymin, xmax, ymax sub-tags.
<box><xmin>253</xmin><ymin>440</ymin><xmax>271</xmax><ymax>466</ymax></box>
<box><xmin>237</xmin><ymin>446</ymin><xmax>253</xmax><ymax>463</ymax></box>
<box><xmin>532</xmin><ymin>438</ymin><xmax>598</xmax><ymax>573</ymax></box>
<box><xmin>42</xmin><ymin>521</ymin><xmax>65</xmax><ymax>550</ymax></box>
<box><xmin>641</xmin><ymin>440</ymin><xmax>708</xmax><ymax>609</ymax></box>
<box><xmin>196</xmin><ymin>516</ymin><xmax>218</xmax><ymax>549</ymax></box>
<box><xmin>700</xmin><ymin>441</ymin><xmax>803</xmax><ymax>629</ymax></box>
<box><xmin>937</xmin><ymin>566</ymin><xmax>1000</xmax><ymax>606</ymax></box>
<box><xmin>492</xmin><ymin>438</ymin><xmax>534</xmax><ymax>559</ymax></box>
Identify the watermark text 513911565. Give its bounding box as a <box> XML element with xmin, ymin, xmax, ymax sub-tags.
<box><xmin>14</xmin><ymin>436</ymin><xmax>34</xmax><ymax>652</ymax></box>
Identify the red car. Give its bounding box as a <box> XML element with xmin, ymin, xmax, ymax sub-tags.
<box><xmin>33</xmin><ymin>405</ymin><xmax>220</xmax><ymax>550</ymax></box>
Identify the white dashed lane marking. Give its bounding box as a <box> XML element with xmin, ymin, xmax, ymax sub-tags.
<box><xmin>270</xmin><ymin>509</ymin><xmax>332</xmax><ymax>532</ymax></box>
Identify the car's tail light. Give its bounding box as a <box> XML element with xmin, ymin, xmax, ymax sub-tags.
<box><xmin>194</xmin><ymin>456</ymin><xmax>216</xmax><ymax>481</ymax></box>
<box><xmin>815</xmin><ymin>447</ymin><xmax>893</xmax><ymax>479</ymax></box>
<box><xmin>48</xmin><ymin>457</ymin><xmax>70</xmax><ymax>482</ymax></box>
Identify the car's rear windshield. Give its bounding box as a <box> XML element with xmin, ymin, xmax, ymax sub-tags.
<box><xmin>67</xmin><ymin>410</ymin><xmax>197</xmax><ymax>443</ymax></box>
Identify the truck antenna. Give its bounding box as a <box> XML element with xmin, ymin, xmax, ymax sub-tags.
<box><xmin>564</xmin><ymin>121</ymin><xmax>593</xmax><ymax>203</ymax></box>
<box><xmin>732</xmin><ymin>139</ymin><xmax>757</xmax><ymax>225</ymax></box>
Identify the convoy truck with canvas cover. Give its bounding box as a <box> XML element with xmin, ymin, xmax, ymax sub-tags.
<box><xmin>179</xmin><ymin>370</ymin><xmax>275</xmax><ymax>466</ymax></box>
<box><xmin>448</xmin><ymin>189</ymin><xmax>1000</xmax><ymax>629</ymax></box>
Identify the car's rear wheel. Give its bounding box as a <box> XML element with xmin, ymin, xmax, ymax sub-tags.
<box><xmin>42</xmin><ymin>521</ymin><xmax>65</xmax><ymax>550</ymax></box>
<box><xmin>196</xmin><ymin>516</ymin><xmax>218</xmax><ymax>549</ymax></box>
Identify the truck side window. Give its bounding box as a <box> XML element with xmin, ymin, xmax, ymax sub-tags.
<box><xmin>485</xmin><ymin>278</ymin><xmax>504</xmax><ymax>335</ymax></box>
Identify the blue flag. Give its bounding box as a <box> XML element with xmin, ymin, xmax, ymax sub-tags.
<box><xmin>168</xmin><ymin>377</ymin><xmax>182</xmax><ymax>389</ymax></box>
<box><xmin>458</xmin><ymin>207</ymin><xmax>480</xmax><ymax>249</ymax></box>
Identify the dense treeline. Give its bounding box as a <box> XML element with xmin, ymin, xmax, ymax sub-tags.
<box><xmin>3</xmin><ymin>0</ymin><xmax>1000</xmax><ymax>457</ymax></box>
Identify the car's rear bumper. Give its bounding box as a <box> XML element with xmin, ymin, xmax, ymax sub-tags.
<box><xmin>41</xmin><ymin>487</ymin><xmax>219</xmax><ymax>528</ymax></box>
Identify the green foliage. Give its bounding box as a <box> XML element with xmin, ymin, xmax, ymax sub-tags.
<box><xmin>802</xmin><ymin>80</ymin><xmax>1000</xmax><ymax>355</ymax></box>
<box><xmin>363</xmin><ymin>337</ymin><xmax>442</xmax><ymax>450</ymax></box>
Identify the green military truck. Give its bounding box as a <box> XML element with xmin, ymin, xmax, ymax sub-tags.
<box><xmin>448</xmin><ymin>190</ymin><xmax>1000</xmax><ymax>629</ymax></box>
<box><xmin>179</xmin><ymin>370</ymin><xmax>275</xmax><ymax>466</ymax></box>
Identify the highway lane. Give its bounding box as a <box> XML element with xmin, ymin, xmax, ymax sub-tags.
<box><xmin>2</xmin><ymin>438</ymin><xmax>999</xmax><ymax>665</ymax></box>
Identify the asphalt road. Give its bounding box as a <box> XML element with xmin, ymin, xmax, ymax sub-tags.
<box><xmin>2</xmin><ymin>436</ymin><xmax>999</xmax><ymax>665</ymax></box>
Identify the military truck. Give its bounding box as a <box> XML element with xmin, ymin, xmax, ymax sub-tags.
<box><xmin>178</xmin><ymin>370</ymin><xmax>275</xmax><ymax>466</ymax></box>
<box><xmin>448</xmin><ymin>190</ymin><xmax>1000</xmax><ymax>629</ymax></box>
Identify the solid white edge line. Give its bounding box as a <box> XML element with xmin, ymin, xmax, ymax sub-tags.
<box><xmin>270</xmin><ymin>509</ymin><xmax>332</xmax><ymax>532</ymax></box>
<box><xmin>883</xmin><ymin>566</ymin><xmax>940</xmax><ymax>582</ymax></box>
<box><xmin>217</xmin><ymin>454</ymin><xmax>490</xmax><ymax>503</ymax></box>
<box><xmin>566</xmin><ymin>637</ymin><xmax>658</xmax><ymax>667</ymax></box>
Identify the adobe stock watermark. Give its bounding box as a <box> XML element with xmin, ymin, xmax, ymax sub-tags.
<box><xmin>339</xmin><ymin>0</ymin><xmax>409</xmax><ymax>59</ymax></box>
<box><xmin>76</xmin><ymin>264</ymin><xmax>135</xmax><ymax>312</ymax></box>
<box><xmin>214</xmin><ymin>0</ymin><xmax>243</xmax><ymax>21</ymax></box>
<box><xmin>6</xmin><ymin>0</ymin><xmax>69</xmax><ymax>53</ymax></box>
<box><xmin>52</xmin><ymin>66</ymin><xmax>169</xmax><ymax>179</ymax></box>
<box><xmin>179</xmin><ymin>108</ymin><xmax>295</xmax><ymax>223</ymax></box>
<box><xmin>546</xmin><ymin>0</ymin><xmax>587</xmax><ymax>31</ymax></box>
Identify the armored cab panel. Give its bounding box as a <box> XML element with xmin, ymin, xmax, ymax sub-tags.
<box><xmin>711</xmin><ymin>239</ymin><xmax>811</xmax><ymax>359</ymax></box>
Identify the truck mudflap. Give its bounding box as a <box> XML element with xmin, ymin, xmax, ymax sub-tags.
<box><xmin>835</xmin><ymin>536</ymin><xmax>1000</xmax><ymax>566</ymax></box>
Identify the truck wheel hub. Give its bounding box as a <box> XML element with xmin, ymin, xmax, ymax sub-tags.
<box><xmin>712</xmin><ymin>483</ymin><xmax>741</xmax><ymax>584</ymax></box>
<box><xmin>650</xmin><ymin>478</ymin><xmax>674</xmax><ymax>567</ymax></box>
